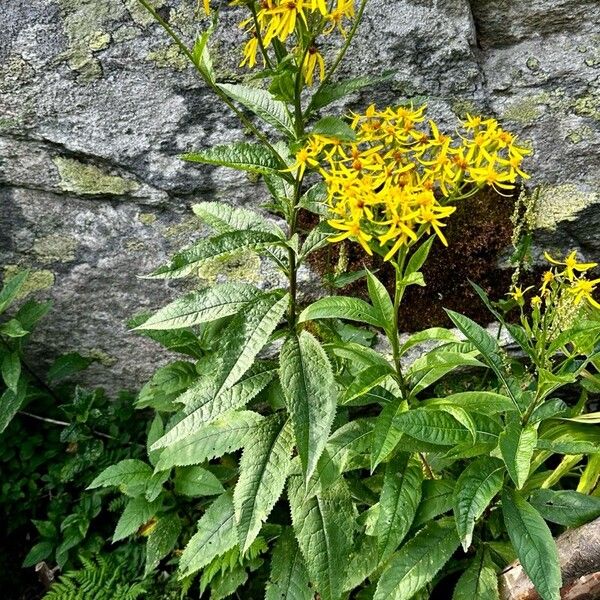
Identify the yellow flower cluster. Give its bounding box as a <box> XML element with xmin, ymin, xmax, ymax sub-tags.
<box><xmin>292</xmin><ymin>104</ymin><xmax>531</xmax><ymax>260</ymax></box>
<box><xmin>237</xmin><ymin>0</ymin><xmax>355</xmax><ymax>83</ymax></box>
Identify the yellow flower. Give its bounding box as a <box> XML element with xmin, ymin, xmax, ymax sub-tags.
<box><xmin>570</xmin><ymin>278</ymin><xmax>600</xmax><ymax>309</ymax></box>
<box><xmin>203</xmin><ymin>0</ymin><xmax>211</xmax><ymax>15</ymax></box>
<box><xmin>328</xmin><ymin>219</ymin><xmax>374</xmax><ymax>255</ymax></box>
<box><xmin>508</xmin><ymin>285</ymin><xmax>533</xmax><ymax>302</ymax></box>
<box><xmin>544</xmin><ymin>250</ymin><xmax>598</xmax><ymax>281</ymax></box>
<box><xmin>240</xmin><ymin>34</ymin><xmax>260</xmax><ymax>68</ymax></box>
<box><xmin>531</xmin><ymin>295</ymin><xmax>542</xmax><ymax>308</ymax></box>
<box><xmin>302</xmin><ymin>46</ymin><xmax>325</xmax><ymax>86</ymax></box>
<box><xmin>540</xmin><ymin>270</ymin><xmax>555</xmax><ymax>296</ymax></box>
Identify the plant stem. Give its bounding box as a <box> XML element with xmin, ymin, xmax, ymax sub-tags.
<box><xmin>248</xmin><ymin>2</ymin><xmax>273</xmax><ymax>70</ymax></box>
<box><xmin>390</xmin><ymin>250</ymin><xmax>409</xmax><ymax>398</ymax></box>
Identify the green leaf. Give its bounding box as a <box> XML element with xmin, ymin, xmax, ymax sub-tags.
<box><xmin>182</xmin><ymin>142</ymin><xmax>280</xmax><ymax>175</ymax></box>
<box><xmin>47</xmin><ymin>352</ymin><xmax>94</xmax><ymax>382</ymax></box>
<box><xmin>178</xmin><ymin>493</ymin><xmax>237</xmax><ymax>579</ymax></box>
<box><xmin>371</xmin><ymin>396</ymin><xmax>408</xmax><ymax>471</ymax></box>
<box><xmin>393</xmin><ymin>408</ymin><xmax>471</xmax><ymax>446</ymax></box>
<box><xmin>537</xmin><ymin>420</ymin><xmax>600</xmax><ymax>454</ymax></box>
<box><xmin>113</xmin><ymin>496</ymin><xmax>162</xmax><ymax>542</ymax></box>
<box><xmin>452</xmin><ymin>548</ymin><xmax>499</xmax><ymax>600</ymax></box>
<box><xmin>374</xmin><ymin>518</ymin><xmax>460</xmax><ymax>600</ymax></box>
<box><xmin>405</xmin><ymin>236</ymin><xmax>435</xmax><ymax>278</ymax></box>
<box><xmin>308</xmin><ymin>72</ymin><xmax>394</xmax><ymax>112</ymax></box>
<box><xmin>0</xmin><ymin>318</ymin><xmax>29</xmax><ymax>338</ymax></box>
<box><xmin>87</xmin><ymin>459</ymin><xmax>153</xmax><ymax>497</ymax></box>
<box><xmin>289</xmin><ymin>477</ymin><xmax>354</xmax><ymax>600</ymax></box>
<box><xmin>298</xmin><ymin>296</ymin><xmax>383</xmax><ymax>328</ymax></box>
<box><xmin>137</xmin><ymin>361</ymin><xmax>198</xmax><ymax>410</ymax></box>
<box><xmin>499</xmin><ymin>421</ymin><xmax>537</xmax><ymax>489</ymax></box>
<box><xmin>174</xmin><ymin>466</ymin><xmax>225</xmax><ymax>497</ymax></box>
<box><xmin>425</xmin><ymin>391</ymin><xmax>518</xmax><ymax>415</ymax></box>
<box><xmin>0</xmin><ymin>383</ymin><xmax>27</xmax><ymax>433</ymax></box>
<box><xmin>145</xmin><ymin>513</ymin><xmax>182</xmax><ymax>576</ymax></box>
<box><xmin>341</xmin><ymin>364</ymin><xmax>394</xmax><ymax>405</ymax></box>
<box><xmin>453</xmin><ymin>457</ymin><xmax>504</xmax><ymax>551</ymax></box>
<box><xmin>376</xmin><ymin>454</ymin><xmax>423</xmax><ymax>560</ymax></box>
<box><xmin>280</xmin><ymin>331</ymin><xmax>337</xmax><ymax>481</ymax></box>
<box><xmin>311</xmin><ymin>116</ymin><xmax>356</xmax><ymax>141</ymax></box>
<box><xmin>501</xmin><ymin>489</ymin><xmax>561</xmax><ymax>600</ymax></box>
<box><xmin>0</xmin><ymin>270</ymin><xmax>29</xmax><ymax>314</ymax></box>
<box><xmin>265</xmin><ymin>527</ymin><xmax>312</xmax><ymax>600</ymax></box>
<box><xmin>22</xmin><ymin>541</ymin><xmax>53</xmax><ymax>568</ymax></box>
<box><xmin>218</xmin><ymin>84</ymin><xmax>295</xmax><ymax>137</ymax></box>
<box><xmin>14</xmin><ymin>299</ymin><xmax>51</xmax><ymax>331</ymax></box>
<box><xmin>399</xmin><ymin>327</ymin><xmax>458</xmax><ymax>356</ymax></box>
<box><xmin>192</xmin><ymin>201</ymin><xmax>282</xmax><ymax>236</ymax></box>
<box><xmin>445</xmin><ymin>310</ymin><xmax>521</xmax><ymax>411</ymax></box>
<box><xmin>234</xmin><ymin>415</ymin><xmax>294</xmax><ymax>552</ymax></box>
<box><xmin>1</xmin><ymin>352</ymin><xmax>20</xmax><ymax>393</ymax></box>
<box><xmin>191</xmin><ymin>26</ymin><xmax>214</xmax><ymax>81</ymax></box>
<box><xmin>528</xmin><ymin>489</ymin><xmax>600</xmax><ymax>527</ymax></box>
<box><xmin>366</xmin><ymin>270</ymin><xmax>395</xmax><ymax>334</ymax></box>
<box><xmin>135</xmin><ymin>283</ymin><xmax>262</xmax><ymax>330</ymax></box>
<box><xmin>413</xmin><ymin>479</ymin><xmax>455</xmax><ymax>528</ymax></box>
<box><xmin>146</xmin><ymin>230</ymin><xmax>281</xmax><ymax>279</ymax></box>
<box><xmin>155</xmin><ymin>410</ymin><xmax>263</xmax><ymax>470</ymax></box>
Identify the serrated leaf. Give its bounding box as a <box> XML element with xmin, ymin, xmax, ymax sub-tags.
<box><xmin>311</xmin><ymin>116</ymin><xmax>356</xmax><ymax>141</ymax></box>
<box><xmin>192</xmin><ymin>200</ymin><xmax>282</xmax><ymax>236</ymax></box>
<box><xmin>374</xmin><ymin>518</ymin><xmax>460</xmax><ymax>600</ymax></box>
<box><xmin>22</xmin><ymin>541</ymin><xmax>53</xmax><ymax>568</ymax></box>
<box><xmin>155</xmin><ymin>410</ymin><xmax>263</xmax><ymax>470</ymax></box>
<box><xmin>147</xmin><ymin>230</ymin><xmax>281</xmax><ymax>279</ymax></box>
<box><xmin>137</xmin><ymin>361</ymin><xmax>198</xmax><ymax>410</ymax></box>
<box><xmin>454</xmin><ymin>457</ymin><xmax>504</xmax><ymax>551</ymax></box>
<box><xmin>413</xmin><ymin>479</ymin><xmax>455</xmax><ymax>528</ymax></box>
<box><xmin>0</xmin><ymin>270</ymin><xmax>29</xmax><ymax>314</ymax></box>
<box><xmin>266</xmin><ymin>528</ymin><xmax>312</xmax><ymax>600</ymax></box>
<box><xmin>0</xmin><ymin>318</ymin><xmax>29</xmax><ymax>338</ymax></box>
<box><xmin>298</xmin><ymin>296</ymin><xmax>383</xmax><ymax>328</ymax></box>
<box><xmin>174</xmin><ymin>466</ymin><xmax>224</xmax><ymax>497</ymax></box>
<box><xmin>392</xmin><ymin>408</ymin><xmax>471</xmax><ymax>446</ymax></box>
<box><xmin>1</xmin><ymin>352</ymin><xmax>20</xmax><ymax>393</ymax></box>
<box><xmin>113</xmin><ymin>496</ymin><xmax>162</xmax><ymax>542</ymax></box>
<box><xmin>136</xmin><ymin>283</ymin><xmax>262</xmax><ymax>330</ymax></box>
<box><xmin>499</xmin><ymin>421</ymin><xmax>536</xmax><ymax>489</ymax></box>
<box><xmin>145</xmin><ymin>513</ymin><xmax>182</xmax><ymax>576</ymax></box>
<box><xmin>425</xmin><ymin>391</ymin><xmax>518</xmax><ymax>415</ymax></box>
<box><xmin>234</xmin><ymin>415</ymin><xmax>294</xmax><ymax>552</ymax></box>
<box><xmin>366</xmin><ymin>270</ymin><xmax>394</xmax><ymax>333</ymax></box>
<box><xmin>182</xmin><ymin>142</ymin><xmax>280</xmax><ymax>175</ymax></box>
<box><xmin>289</xmin><ymin>477</ymin><xmax>354</xmax><ymax>600</ymax></box>
<box><xmin>87</xmin><ymin>459</ymin><xmax>153</xmax><ymax>497</ymax></box>
<box><xmin>280</xmin><ymin>331</ymin><xmax>336</xmax><ymax>481</ymax></box>
<box><xmin>399</xmin><ymin>326</ymin><xmax>458</xmax><ymax>356</ymax></box>
<box><xmin>178</xmin><ymin>493</ymin><xmax>237</xmax><ymax>578</ymax></box>
<box><xmin>501</xmin><ymin>489</ymin><xmax>561</xmax><ymax>600</ymax></box>
<box><xmin>371</xmin><ymin>396</ymin><xmax>408</xmax><ymax>471</ymax></box>
<box><xmin>376</xmin><ymin>454</ymin><xmax>423</xmax><ymax>560</ymax></box>
<box><xmin>528</xmin><ymin>489</ymin><xmax>600</xmax><ymax>527</ymax></box>
<box><xmin>341</xmin><ymin>364</ymin><xmax>394</xmax><ymax>405</ymax></box>
<box><xmin>0</xmin><ymin>383</ymin><xmax>27</xmax><ymax>433</ymax></box>
<box><xmin>445</xmin><ymin>310</ymin><xmax>521</xmax><ymax>411</ymax></box>
<box><xmin>452</xmin><ymin>548</ymin><xmax>499</xmax><ymax>600</ymax></box>
<box><xmin>47</xmin><ymin>352</ymin><xmax>94</xmax><ymax>382</ymax></box>
<box><xmin>218</xmin><ymin>84</ymin><xmax>295</xmax><ymax>137</ymax></box>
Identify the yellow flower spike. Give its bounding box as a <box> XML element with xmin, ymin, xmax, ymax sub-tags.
<box><xmin>544</xmin><ymin>250</ymin><xmax>598</xmax><ymax>281</ymax></box>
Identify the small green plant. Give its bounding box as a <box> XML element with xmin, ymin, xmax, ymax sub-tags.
<box><xmin>87</xmin><ymin>2</ymin><xmax>600</xmax><ymax>600</ymax></box>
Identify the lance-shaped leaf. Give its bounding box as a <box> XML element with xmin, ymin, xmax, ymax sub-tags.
<box><xmin>452</xmin><ymin>548</ymin><xmax>499</xmax><ymax>600</ymax></box>
<box><xmin>366</xmin><ymin>270</ymin><xmax>395</xmax><ymax>333</ymax></box>
<box><xmin>154</xmin><ymin>362</ymin><xmax>276</xmax><ymax>448</ymax></box>
<box><xmin>192</xmin><ymin>201</ymin><xmax>282</xmax><ymax>235</ymax></box>
<box><xmin>374</xmin><ymin>518</ymin><xmax>460</xmax><ymax>600</ymax></box>
<box><xmin>499</xmin><ymin>420</ymin><xmax>537</xmax><ymax>489</ymax></box>
<box><xmin>528</xmin><ymin>489</ymin><xmax>600</xmax><ymax>527</ymax></box>
<box><xmin>392</xmin><ymin>408</ymin><xmax>471</xmax><ymax>446</ymax></box>
<box><xmin>311</xmin><ymin>116</ymin><xmax>356</xmax><ymax>141</ymax></box>
<box><xmin>0</xmin><ymin>270</ymin><xmax>29</xmax><ymax>314</ymax></box>
<box><xmin>234</xmin><ymin>415</ymin><xmax>294</xmax><ymax>552</ymax></box>
<box><xmin>2</xmin><ymin>352</ymin><xmax>20</xmax><ymax>393</ymax></box>
<box><xmin>371</xmin><ymin>396</ymin><xmax>408</xmax><ymax>472</ymax></box>
<box><xmin>376</xmin><ymin>454</ymin><xmax>423</xmax><ymax>560</ymax></box>
<box><xmin>147</xmin><ymin>230</ymin><xmax>281</xmax><ymax>279</ymax></box>
<box><xmin>399</xmin><ymin>326</ymin><xmax>458</xmax><ymax>356</ymax></box>
<box><xmin>425</xmin><ymin>391</ymin><xmax>518</xmax><ymax>415</ymax></box>
<box><xmin>413</xmin><ymin>479</ymin><xmax>455</xmax><ymax>528</ymax></box>
<box><xmin>145</xmin><ymin>513</ymin><xmax>182</xmax><ymax>576</ymax></box>
<box><xmin>178</xmin><ymin>493</ymin><xmax>237</xmax><ymax>578</ymax></box>
<box><xmin>298</xmin><ymin>296</ymin><xmax>384</xmax><ymax>328</ymax></box>
<box><xmin>155</xmin><ymin>410</ymin><xmax>263</xmax><ymax>470</ymax></box>
<box><xmin>280</xmin><ymin>331</ymin><xmax>336</xmax><ymax>481</ymax></box>
<box><xmin>218</xmin><ymin>84</ymin><xmax>295</xmax><ymax>137</ymax></box>
<box><xmin>453</xmin><ymin>457</ymin><xmax>504</xmax><ymax>551</ymax></box>
<box><xmin>266</xmin><ymin>527</ymin><xmax>312</xmax><ymax>600</ymax></box>
<box><xmin>182</xmin><ymin>142</ymin><xmax>281</xmax><ymax>175</ymax></box>
<box><xmin>135</xmin><ymin>283</ymin><xmax>262</xmax><ymax>330</ymax></box>
<box><xmin>87</xmin><ymin>459</ymin><xmax>152</xmax><ymax>497</ymax></box>
<box><xmin>289</xmin><ymin>476</ymin><xmax>354</xmax><ymax>600</ymax></box>
<box><xmin>341</xmin><ymin>364</ymin><xmax>394</xmax><ymax>405</ymax></box>
<box><xmin>113</xmin><ymin>496</ymin><xmax>162</xmax><ymax>542</ymax></box>
<box><xmin>501</xmin><ymin>489</ymin><xmax>561</xmax><ymax>600</ymax></box>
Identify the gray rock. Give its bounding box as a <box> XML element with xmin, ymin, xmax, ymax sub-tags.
<box><xmin>1</xmin><ymin>0</ymin><xmax>599</xmax><ymax>391</ymax></box>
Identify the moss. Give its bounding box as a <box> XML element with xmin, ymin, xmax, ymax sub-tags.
<box><xmin>113</xmin><ymin>26</ymin><xmax>140</xmax><ymax>43</ymax></box>
<box><xmin>125</xmin><ymin>239</ymin><xmax>146</xmax><ymax>252</ymax></box>
<box><xmin>146</xmin><ymin>44</ymin><xmax>189</xmax><ymax>71</ymax></box>
<box><xmin>138</xmin><ymin>212</ymin><xmax>157</xmax><ymax>226</ymax></box>
<box><xmin>163</xmin><ymin>216</ymin><xmax>201</xmax><ymax>239</ymax></box>
<box><xmin>124</xmin><ymin>0</ymin><xmax>165</xmax><ymax>27</ymax></box>
<box><xmin>88</xmin><ymin>348</ymin><xmax>118</xmax><ymax>367</ymax></box>
<box><xmin>3</xmin><ymin>266</ymin><xmax>55</xmax><ymax>300</ymax></box>
<box><xmin>32</xmin><ymin>234</ymin><xmax>78</xmax><ymax>264</ymax></box>
<box><xmin>450</xmin><ymin>99</ymin><xmax>478</xmax><ymax>120</ymax></box>
<box><xmin>573</xmin><ymin>94</ymin><xmax>600</xmax><ymax>121</ymax></box>
<box><xmin>535</xmin><ymin>185</ymin><xmax>599</xmax><ymax>231</ymax></box>
<box><xmin>502</xmin><ymin>96</ymin><xmax>543</xmax><ymax>124</ymax></box>
<box><xmin>566</xmin><ymin>125</ymin><xmax>593</xmax><ymax>144</ymax></box>
<box><xmin>526</xmin><ymin>57</ymin><xmax>540</xmax><ymax>72</ymax></box>
<box><xmin>197</xmin><ymin>252</ymin><xmax>262</xmax><ymax>285</ymax></box>
<box><xmin>88</xmin><ymin>31</ymin><xmax>111</xmax><ymax>52</ymax></box>
<box><xmin>53</xmin><ymin>157</ymin><xmax>140</xmax><ymax>196</ymax></box>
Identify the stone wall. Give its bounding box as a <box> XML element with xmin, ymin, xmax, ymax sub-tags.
<box><xmin>1</xmin><ymin>0</ymin><xmax>599</xmax><ymax>391</ymax></box>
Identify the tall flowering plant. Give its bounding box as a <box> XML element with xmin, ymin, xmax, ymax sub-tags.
<box><xmin>90</xmin><ymin>2</ymin><xmax>600</xmax><ymax>599</ymax></box>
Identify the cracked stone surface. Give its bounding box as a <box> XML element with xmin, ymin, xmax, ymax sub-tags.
<box><xmin>1</xmin><ymin>0</ymin><xmax>599</xmax><ymax>391</ymax></box>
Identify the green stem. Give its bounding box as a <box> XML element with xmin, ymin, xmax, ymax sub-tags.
<box><xmin>390</xmin><ymin>249</ymin><xmax>409</xmax><ymax>399</ymax></box>
<box><xmin>248</xmin><ymin>2</ymin><xmax>273</xmax><ymax>70</ymax></box>
<box><xmin>137</xmin><ymin>0</ymin><xmax>287</xmax><ymax>169</ymax></box>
